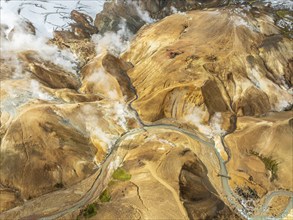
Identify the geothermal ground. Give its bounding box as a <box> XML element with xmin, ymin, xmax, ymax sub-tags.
<box><xmin>0</xmin><ymin>0</ymin><xmax>292</xmax><ymax>220</ymax></box>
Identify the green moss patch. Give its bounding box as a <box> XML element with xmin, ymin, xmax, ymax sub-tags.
<box><xmin>276</xmin><ymin>10</ymin><xmax>292</xmax><ymax>19</ymax></box>
<box><xmin>248</xmin><ymin>0</ymin><xmax>257</xmax><ymax>5</ymax></box>
<box><xmin>99</xmin><ymin>189</ymin><xmax>111</xmax><ymax>203</ymax></box>
<box><xmin>112</xmin><ymin>167</ymin><xmax>131</xmax><ymax>181</ymax></box>
<box><xmin>250</xmin><ymin>150</ymin><xmax>279</xmax><ymax>181</ymax></box>
<box><xmin>82</xmin><ymin>203</ymin><xmax>97</xmax><ymax>218</ymax></box>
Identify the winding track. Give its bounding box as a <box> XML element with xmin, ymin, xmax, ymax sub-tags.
<box><xmin>1</xmin><ymin>0</ymin><xmax>293</xmax><ymax>218</ymax></box>
<box><xmin>13</xmin><ymin>91</ymin><xmax>291</xmax><ymax>220</ymax></box>
<box><xmin>36</xmin><ymin>125</ymin><xmax>293</xmax><ymax>220</ymax></box>
<box><xmin>0</xmin><ymin>90</ymin><xmax>285</xmax><ymax>220</ymax></box>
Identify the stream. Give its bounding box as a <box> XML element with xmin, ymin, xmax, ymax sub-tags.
<box><xmin>38</xmin><ymin>122</ymin><xmax>293</xmax><ymax>220</ymax></box>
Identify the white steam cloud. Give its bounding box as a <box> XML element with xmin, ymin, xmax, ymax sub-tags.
<box><xmin>184</xmin><ymin>107</ymin><xmax>212</xmax><ymax>138</ymax></box>
<box><xmin>91</xmin><ymin>0</ymin><xmax>156</xmax><ymax>57</ymax></box>
<box><xmin>30</xmin><ymin>80</ymin><xmax>54</xmax><ymax>101</ymax></box>
<box><xmin>170</xmin><ymin>6</ymin><xmax>186</xmax><ymax>15</ymax></box>
<box><xmin>184</xmin><ymin>108</ymin><xmax>225</xmax><ymax>138</ymax></box>
<box><xmin>81</xmin><ymin>101</ymin><xmax>136</xmax><ymax>156</ymax></box>
<box><xmin>1</xmin><ymin>5</ymin><xmax>79</xmax><ymax>74</ymax></box>
<box><xmin>92</xmin><ymin>19</ymin><xmax>133</xmax><ymax>57</ymax></box>
<box><xmin>81</xmin><ymin>105</ymin><xmax>118</xmax><ymax>155</ymax></box>
<box><xmin>248</xmin><ymin>67</ymin><xmax>293</xmax><ymax>111</ymax></box>
<box><xmin>1</xmin><ymin>30</ymin><xmax>78</xmax><ymax>74</ymax></box>
<box><xmin>210</xmin><ymin>112</ymin><xmax>226</xmax><ymax>136</ymax></box>
<box><xmin>90</xmin><ymin>125</ymin><xmax>117</xmax><ymax>152</ymax></box>
<box><xmin>112</xmin><ymin>102</ymin><xmax>130</xmax><ymax>131</ymax></box>
<box><xmin>108</xmin><ymin>156</ymin><xmax>122</xmax><ymax>171</ymax></box>
<box><xmin>86</xmin><ymin>68</ymin><xmax>120</xmax><ymax>100</ymax></box>
<box><xmin>127</xmin><ymin>0</ymin><xmax>155</xmax><ymax>23</ymax></box>
<box><xmin>0</xmin><ymin>79</ymin><xmax>54</xmax><ymax>116</ymax></box>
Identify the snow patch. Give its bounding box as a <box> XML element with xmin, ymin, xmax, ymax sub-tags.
<box><xmin>0</xmin><ymin>0</ymin><xmax>105</xmax><ymax>37</ymax></box>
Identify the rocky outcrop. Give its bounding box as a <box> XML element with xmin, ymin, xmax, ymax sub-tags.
<box><xmin>51</xmin><ymin>32</ymin><xmax>96</xmax><ymax>67</ymax></box>
<box><xmin>180</xmin><ymin>160</ymin><xmax>240</xmax><ymax>219</ymax></box>
<box><xmin>94</xmin><ymin>1</ymin><xmax>146</xmax><ymax>34</ymax></box>
<box><xmin>1</xmin><ymin>104</ymin><xmax>97</xmax><ymax>200</ymax></box>
<box><xmin>70</xmin><ymin>10</ymin><xmax>98</xmax><ymax>38</ymax></box>
<box><xmin>50</xmin><ymin>10</ymin><xmax>98</xmax><ymax>67</ymax></box>
<box><xmin>18</xmin><ymin>51</ymin><xmax>80</xmax><ymax>90</ymax></box>
<box><xmin>94</xmin><ymin>0</ymin><xmax>229</xmax><ymax>34</ymax></box>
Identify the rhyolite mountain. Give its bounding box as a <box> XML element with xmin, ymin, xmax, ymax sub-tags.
<box><xmin>0</xmin><ymin>0</ymin><xmax>292</xmax><ymax>219</ymax></box>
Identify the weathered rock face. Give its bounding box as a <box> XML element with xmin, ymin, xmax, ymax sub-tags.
<box><xmin>94</xmin><ymin>1</ymin><xmax>146</xmax><ymax>34</ymax></box>
<box><xmin>1</xmin><ymin>104</ymin><xmax>96</xmax><ymax>199</ymax></box>
<box><xmin>179</xmin><ymin>161</ymin><xmax>239</xmax><ymax>220</ymax></box>
<box><xmin>70</xmin><ymin>10</ymin><xmax>99</xmax><ymax>38</ymax></box>
<box><xmin>19</xmin><ymin>51</ymin><xmax>81</xmax><ymax>90</ymax></box>
<box><xmin>137</xmin><ymin>0</ymin><xmax>228</xmax><ymax>17</ymax></box>
<box><xmin>122</xmin><ymin>8</ymin><xmax>293</xmax><ymax>126</ymax></box>
<box><xmin>51</xmin><ymin>32</ymin><xmax>96</xmax><ymax>67</ymax></box>
<box><xmin>94</xmin><ymin>0</ymin><xmax>228</xmax><ymax>34</ymax></box>
<box><xmin>50</xmin><ymin>10</ymin><xmax>98</xmax><ymax>67</ymax></box>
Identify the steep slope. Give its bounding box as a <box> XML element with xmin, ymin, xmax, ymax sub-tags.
<box><xmin>76</xmin><ymin>129</ymin><xmax>241</xmax><ymax>220</ymax></box>
<box><xmin>123</xmin><ymin>8</ymin><xmax>292</xmax><ymax>125</ymax></box>
<box><xmin>1</xmin><ymin>1</ymin><xmax>292</xmax><ymax>219</ymax></box>
<box><xmin>224</xmin><ymin>111</ymin><xmax>293</xmax><ymax>216</ymax></box>
<box><xmin>0</xmin><ymin>47</ymin><xmax>138</xmax><ymax>212</ymax></box>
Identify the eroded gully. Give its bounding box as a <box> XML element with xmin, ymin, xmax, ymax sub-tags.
<box><xmin>13</xmin><ymin>78</ymin><xmax>292</xmax><ymax>220</ymax></box>
<box><xmin>38</xmin><ymin>89</ymin><xmax>293</xmax><ymax>220</ymax></box>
